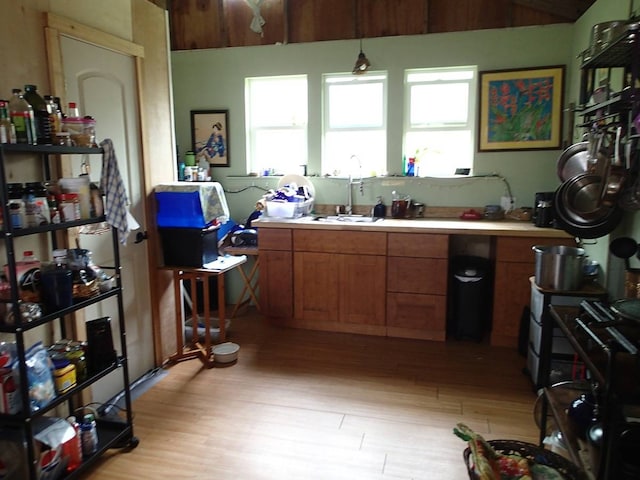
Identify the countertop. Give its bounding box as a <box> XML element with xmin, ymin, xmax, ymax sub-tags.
<box><xmin>255</xmin><ymin>216</ymin><xmax>572</xmax><ymax>238</ymax></box>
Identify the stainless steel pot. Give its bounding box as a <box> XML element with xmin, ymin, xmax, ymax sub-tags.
<box><xmin>533</xmin><ymin>245</ymin><xmax>585</xmax><ymax>291</ymax></box>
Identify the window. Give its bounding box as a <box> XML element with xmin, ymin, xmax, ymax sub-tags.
<box><xmin>404</xmin><ymin>66</ymin><xmax>477</xmax><ymax>177</ymax></box>
<box><xmin>322</xmin><ymin>72</ymin><xmax>387</xmax><ymax>177</ymax></box>
<box><xmin>245</xmin><ymin>75</ymin><xmax>308</xmax><ymax>175</ymax></box>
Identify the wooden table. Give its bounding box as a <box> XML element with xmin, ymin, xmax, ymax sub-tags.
<box><xmin>163</xmin><ymin>255</ymin><xmax>246</xmax><ymax>368</ymax></box>
<box><xmin>224</xmin><ymin>246</ymin><xmax>260</xmax><ymax>317</ymax></box>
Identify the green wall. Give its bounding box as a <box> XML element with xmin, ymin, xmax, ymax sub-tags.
<box><xmin>171</xmin><ymin>24</ymin><xmax>576</xmax><ymax>223</ymax></box>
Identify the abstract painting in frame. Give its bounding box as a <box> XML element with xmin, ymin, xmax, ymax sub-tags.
<box><xmin>478</xmin><ymin>66</ymin><xmax>564</xmax><ymax>151</ymax></box>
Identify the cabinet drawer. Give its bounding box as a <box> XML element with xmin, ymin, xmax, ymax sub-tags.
<box><xmin>293</xmin><ymin>229</ymin><xmax>386</xmax><ymax>255</ymax></box>
<box><xmin>530</xmin><ymin>286</ymin><xmax>587</xmax><ymax>321</ymax></box>
<box><xmin>496</xmin><ymin>236</ymin><xmax>571</xmax><ymax>263</ymax></box>
<box><xmin>259</xmin><ymin>228</ymin><xmax>292</xmax><ymax>251</ymax></box>
<box><xmin>387</xmin><ymin>257</ymin><xmax>447</xmax><ymax>295</ymax></box>
<box><xmin>388</xmin><ymin>233</ymin><xmax>448</xmax><ymax>258</ymax></box>
<box><xmin>386</xmin><ymin>292</ymin><xmax>446</xmax><ymax>341</ymax></box>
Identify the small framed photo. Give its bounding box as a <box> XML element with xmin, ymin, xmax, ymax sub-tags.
<box><xmin>478</xmin><ymin>66</ymin><xmax>564</xmax><ymax>152</ymax></box>
<box><xmin>191</xmin><ymin>109</ymin><xmax>229</xmax><ymax>166</ymax></box>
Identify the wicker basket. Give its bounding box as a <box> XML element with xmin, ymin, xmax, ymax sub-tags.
<box><xmin>463</xmin><ymin>440</ymin><xmax>588</xmax><ymax>480</ymax></box>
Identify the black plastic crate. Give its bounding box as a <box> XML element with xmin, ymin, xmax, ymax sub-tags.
<box><xmin>158</xmin><ymin>225</ymin><xmax>219</xmax><ymax>267</ymax></box>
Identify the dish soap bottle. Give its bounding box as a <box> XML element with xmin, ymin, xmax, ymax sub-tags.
<box><xmin>373</xmin><ymin>196</ymin><xmax>386</xmax><ymax>218</ymax></box>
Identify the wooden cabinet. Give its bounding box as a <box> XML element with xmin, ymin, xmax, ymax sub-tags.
<box><xmin>491</xmin><ymin>236</ymin><xmax>573</xmax><ymax>348</ymax></box>
<box><xmin>386</xmin><ymin>233</ymin><xmax>449</xmax><ymax>340</ymax></box>
<box><xmin>292</xmin><ymin>230</ymin><xmax>386</xmax><ymax>335</ymax></box>
<box><xmin>258</xmin><ymin>228</ymin><xmax>293</xmax><ymax>321</ymax></box>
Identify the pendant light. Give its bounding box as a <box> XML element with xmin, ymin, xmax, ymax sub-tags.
<box><xmin>352</xmin><ymin>39</ymin><xmax>371</xmax><ymax>75</ymax></box>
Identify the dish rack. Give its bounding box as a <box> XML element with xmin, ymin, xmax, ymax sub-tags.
<box><xmin>264</xmin><ymin>198</ymin><xmax>314</xmax><ymax>218</ymax></box>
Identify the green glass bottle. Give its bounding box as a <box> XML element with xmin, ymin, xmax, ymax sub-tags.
<box><xmin>23</xmin><ymin>84</ymin><xmax>53</xmax><ymax>145</ymax></box>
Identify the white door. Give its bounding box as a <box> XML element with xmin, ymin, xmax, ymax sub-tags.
<box><xmin>60</xmin><ymin>35</ymin><xmax>153</xmax><ymax>403</ymax></box>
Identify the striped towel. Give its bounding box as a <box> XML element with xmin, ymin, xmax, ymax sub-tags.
<box><xmin>100</xmin><ymin>139</ymin><xmax>130</xmax><ymax>245</ymax></box>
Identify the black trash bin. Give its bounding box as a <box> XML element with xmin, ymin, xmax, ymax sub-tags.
<box><xmin>449</xmin><ymin>255</ymin><xmax>492</xmax><ymax>341</ymax></box>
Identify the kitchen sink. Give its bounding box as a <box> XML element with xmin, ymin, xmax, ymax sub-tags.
<box><xmin>313</xmin><ymin>215</ymin><xmax>383</xmax><ymax>223</ymax></box>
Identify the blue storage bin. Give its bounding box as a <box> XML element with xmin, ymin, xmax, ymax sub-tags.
<box><xmin>155</xmin><ymin>191</ymin><xmax>209</xmax><ymax>228</ymax></box>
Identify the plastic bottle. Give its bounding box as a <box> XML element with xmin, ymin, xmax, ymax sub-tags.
<box><xmin>8</xmin><ymin>89</ymin><xmax>36</xmax><ymax>144</ymax></box>
<box><xmin>65</xmin><ymin>416</ymin><xmax>83</xmax><ymax>472</ymax></box>
<box><xmin>23</xmin><ymin>85</ymin><xmax>53</xmax><ymax>145</ymax></box>
<box><xmin>373</xmin><ymin>196</ymin><xmax>386</xmax><ymax>218</ymax></box>
<box><xmin>0</xmin><ymin>99</ymin><xmax>16</xmax><ymax>144</ymax></box>
<box><xmin>7</xmin><ymin>183</ymin><xmax>25</xmax><ymax>229</ymax></box>
<box><xmin>24</xmin><ymin>181</ymin><xmax>50</xmax><ymax>227</ymax></box>
<box><xmin>80</xmin><ymin>413</ymin><xmax>99</xmax><ymax>457</ymax></box>
<box><xmin>44</xmin><ymin>95</ymin><xmax>62</xmax><ymax>136</ymax></box>
<box><xmin>68</xmin><ymin>102</ymin><xmax>80</xmax><ymax>118</ymax></box>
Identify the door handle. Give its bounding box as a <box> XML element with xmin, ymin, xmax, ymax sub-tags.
<box><xmin>134</xmin><ymin>231</ymin><xmax>148</xmax><ymax>244</ymax></box>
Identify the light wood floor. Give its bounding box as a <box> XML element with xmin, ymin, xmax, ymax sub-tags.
<box><xmin>82</xmin><ymin>310</ymin><xmax>539</xmax><ymax>479</ymax></box>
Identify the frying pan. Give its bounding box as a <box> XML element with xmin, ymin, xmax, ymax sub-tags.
<box><xmin>610</xmin><ymin>236</ymin><xmax>638</xmax><ymax>270</ymax></box>
<box><xmin>554</xmin><ymin>181</ymin><xmax>624</xmax><ymax>239</ymax></box>
<box><xmin>560</xmin><ymin>173</ymin><xmax>607</xmax><ymax>221</ymax></box>
<box><xmin>611</xmin><ymin>298</ymin><xmax>640</xmax><ymax>323</ymax></box>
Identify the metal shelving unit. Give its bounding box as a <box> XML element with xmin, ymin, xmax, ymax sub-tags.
<box><xmin>0</xmin><ymin>143</ymin><xmax>138</xmax><ymax>479</ymax></box>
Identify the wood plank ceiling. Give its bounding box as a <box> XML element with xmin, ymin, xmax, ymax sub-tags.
<box><xmin>167</xmin><ymin>0</ymin><xmax>597</xmax><ymax>51</ymax></box>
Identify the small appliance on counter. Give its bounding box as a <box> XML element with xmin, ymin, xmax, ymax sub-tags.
<box><xmin>533</xmin><ymin>191</ymin><xmax>555</xmax><ymax>227</ymax></box>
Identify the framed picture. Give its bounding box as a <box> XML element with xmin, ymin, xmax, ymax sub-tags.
<box><xmin>191</xmin><ymin>109</ymin><xmax>229</xmax><ymax>166</ymax></box>
<box><xmin>478</xmin><ymin>66</ymin><xmax>564</xmax><ymax>152</ymax></box>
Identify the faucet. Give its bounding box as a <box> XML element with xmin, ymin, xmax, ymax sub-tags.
<box><xmin>345</xmin><ymin>155</ymin><xmax>364</xmax><ymax>215</ymax></box>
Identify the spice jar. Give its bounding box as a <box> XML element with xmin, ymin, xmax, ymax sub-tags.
<box><xmin>57</xmin><ymin>193</ymin><xmax>81</xmax><ymax>222</ymax></box>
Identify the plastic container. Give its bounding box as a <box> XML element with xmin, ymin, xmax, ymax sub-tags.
<box><xmin>264</xmin><ymin>198</ymin><xmax>314</xmax><ymax>218</ymax></box>
<box><xmin>155</xmin><ymin>190</ymin><xmax>210</xmax><ymax>227</ymax></box>
<box><xmin>158</xmin><ymin>225</ymin><xmax>220</xmax><ymax>267</ymax></box>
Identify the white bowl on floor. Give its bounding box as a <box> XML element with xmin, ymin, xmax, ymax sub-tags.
<box><xmin>212</xmin><ymin>342</ymin><xmax>239</xmax><ymax>364</ymax></box>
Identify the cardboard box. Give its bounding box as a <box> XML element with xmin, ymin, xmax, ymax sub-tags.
<box><xmin>158</xmin><ymin>226</ymin><xmax>220</xmax><ymax>267</ymax></box>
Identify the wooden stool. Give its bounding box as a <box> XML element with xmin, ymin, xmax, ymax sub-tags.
<box><xmin>224</xmin><ymin>246</ymin><xmax>260</xmax><ymax>317</ymax></box>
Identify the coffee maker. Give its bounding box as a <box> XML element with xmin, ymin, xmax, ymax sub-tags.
<box><xmin>533</xmin><ymin>191</ymin><xmax>555</xmax><ymax>227</ymax></box>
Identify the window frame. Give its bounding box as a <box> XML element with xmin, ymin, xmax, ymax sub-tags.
<box><xmin>403</xmin><ymin>66</ymin><xmax>477</xmax><ymax>177</ymax></box>
<box><xmin>322</xmin><ymin>71</ymin><xmax>388</xmax><ymax>177</ymax></box>
<box><xmin>244</xmin><ymin>74</ymin><xmax>308</xmax><ymax>175</ymax></box>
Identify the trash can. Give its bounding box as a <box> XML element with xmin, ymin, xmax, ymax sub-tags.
<box><xmin>449</xmin><ymin>256</ymin><xmax>492</xmax><ymax>341</ymax></box>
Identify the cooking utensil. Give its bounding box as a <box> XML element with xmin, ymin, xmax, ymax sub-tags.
<box><xmin>610</xmin><ymin>298</ymin><xmax>640</xmax><ymax>323</ymax></box>
<box><xmin>557</xmin><ymin>141</ymin><xmax>589</xmax><ymax>182</ymax></box>
<box><xmin>554</xmin><ymin>181</ymin><xmax>623</xmax><ymax>239</ymax></box>
<box><xmin>561</xmin><ymin>173</ymin><xmax>606</xmax><ymax>221</ymax></box>
<box><xmin>610</xmin><ymin>236</ymin><xmax>637</xmax><ymax>270</ymax></box>
<box><xmin>601</xmin><ymin>126</ymin><xmax>627</xmax><ymax>206</ymax></box>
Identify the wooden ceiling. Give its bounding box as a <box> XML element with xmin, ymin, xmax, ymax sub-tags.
<box><xmin>166</xmin><ymin>0</ymin><xmax>597</xmax><ymax>51</ymax></box>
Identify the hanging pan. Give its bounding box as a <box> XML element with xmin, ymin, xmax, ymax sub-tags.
<box><xmin>554</xmin><ymin>181</ymin><xmax>624</xmax><ymax>239</ymax></box>
<box><xmin>610</xmin><ymin>236</ymin><xmax>637</xmax><ymax>270</ymax></box>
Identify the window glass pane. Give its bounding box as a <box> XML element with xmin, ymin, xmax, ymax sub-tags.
<box><xmin>245</xmin><ymin>75</ymin><xmax>308</xmax><ymax>173</ymax></box>
<box><xmin>405</xmin><ymin>130</ymin><xmax>472</xmax><ymax>177</ymax></box>
<box><xmin>410</xmin><ymin>83</ymin><xmax>469</xmax><ymax>125</ymax></box>
<box><xmin>249</xmin><ymin>77</ymin><xmax>307</xmax><ymax>126</ymax></box>
<box><xmin>253</xmin><ymin>129</ymin><xmax>306</xmax><ymax>175</ymax></box>
<box><xmin>328</xmin><ymin>83</ymin><xmax>384</xmax><ymax>128</ymax></box>
<box><xmin>324</xmin><ymin>130</ymin><xmax>386</xmax><ymax>177</ymax></box>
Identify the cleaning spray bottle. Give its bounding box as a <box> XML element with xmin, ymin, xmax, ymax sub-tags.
<box><xmin>373</xmin><ymin>196</ymin><xmax>386</xmax><ymax>218</ymax></box>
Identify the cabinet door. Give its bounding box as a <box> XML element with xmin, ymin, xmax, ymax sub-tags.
<box><xmin>387</xmin><ymin>292</ymin><xmax>446</xmax><ymax>341</ymax></box>
<box><xmin>387</xmin><ymin>257</ymin><xmax>448</xmax><ymax>295</ymax></box>
<box><xmin>259</xmin><ymin>249</ymin><xmax>293</xmax><ymax>320</ymax></box>
<box><xmin>491</xmin><ymin>262</ymin><xmax>533</xmax><ymax>347</ymax></box>
<box><xmin>293</xmin><ymin>252</ymin><xmax>340</xmax><ymax>324</ymax></box>
<box><xmin>339</xmin><ymin>254</ymin><xmax>386</xmax><ymax>328</ymax></box>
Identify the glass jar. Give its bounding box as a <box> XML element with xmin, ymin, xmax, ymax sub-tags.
<box><xmin>66</xmin><ymin>344</ymin><xmax>87</xmax><ymax>382</ymax></box>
